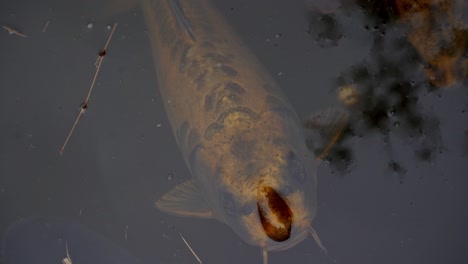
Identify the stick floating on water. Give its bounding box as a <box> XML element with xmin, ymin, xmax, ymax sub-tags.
<box><xmin>2</xmin><ymin>25</ymin><xmax>28</xmax><ymax>38</ymax></box>
<box><xmin>42</xmin><ymin>20</ymin><xmax>50</xmax><ymax>32</ymax></box>
<box><xmin>179</xmin><ymin>232</ymin><xmax>203</xmax><ymax>264</ymax></box>
<box><xmin>62</xmin><ymin>241</ymin><xmax>72</xmax><ymax>264</ymax></box>
<box><xmin>59</xmin><ymin>23</ymin><xmax>117</xmax><ymax>155</ymax></box>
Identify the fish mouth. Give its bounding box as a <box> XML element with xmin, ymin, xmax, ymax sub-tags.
<box><xmin>257</xmin><ymin>186</ymin><xmax>293</xmax><ymax>242</ymax></box>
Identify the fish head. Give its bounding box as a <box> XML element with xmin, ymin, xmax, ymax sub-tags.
<box><xmin>215</xmin><ymin>146</ymin><xmax>319</xmax><ymax>252</ymax></box>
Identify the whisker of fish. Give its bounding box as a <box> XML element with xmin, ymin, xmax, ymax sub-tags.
<box><xmin>179</xmin><ymin>232</ymin><xmax>203</xmax><ymax>264</ymax></box>
<box><xmin>308</xmin><ymin>226</ymin><xmax>327</xmax><ymax>255</ymax></box>
<box><xmin>262</xmin><ymin>249</ymin><xmax>268</xmax><ymax>264</ymax></box>
<box><xmin>59</xmin><ymin>23</ymin><xmax>118</xmax><ymax>155</ymax></box>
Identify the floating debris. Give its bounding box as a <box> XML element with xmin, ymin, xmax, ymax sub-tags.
<box><xmin>179</xmin><ymin>233</ymin><xmax>202</xmax><ymax>264</ymax></box>
<box><xmin>60</xmin><ymin>23</ymin><xmax>118</xmax><ymax>155</ymax></box>
<box><xmin>62</xmin><ymin>241</ymin><xmax>72</xmax><ymax>264</ymax></box>
<box><xmin>338</xmin><ymin>84</ymin><xmax>360</xmax><ymax>106</ymax></box>
<box><xmin>42</xmin><ymin>20</ymin><xmax>50</xmax><ymax>32</ymax></box>
<box><xmin>2</xmin><ymin>25</ymin><xmax>28</xmax><ymax>38</ymax></box>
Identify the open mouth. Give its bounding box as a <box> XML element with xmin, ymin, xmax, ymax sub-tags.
<box><xmin>257</xmin><ymin>186</ymin><xmax>293</xmax><ymax>242</ymax></box>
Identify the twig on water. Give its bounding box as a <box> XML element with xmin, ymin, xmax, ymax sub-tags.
<box><xmin>179</xmin><ymin>233</ymin><xmax>203</xmax><ymax>264</ymax></box>
<box><xmin>59</xmin><ymin>23</ymin><xmax>117</xmax><ymax>155</ymax></box>
<box><xmin>2</xmin><ymin>25</ymin><xmax>28</xmax><ymax>38</ymax></box>
<box><xmin>62</xmin><ymin>241</ymin><xmax>72</xmax><ymax>264</ymax></box>
<box><xmin>42</xmin><ymin>20</ymin><xmax>50</xmax><ymax>32</ymax></box>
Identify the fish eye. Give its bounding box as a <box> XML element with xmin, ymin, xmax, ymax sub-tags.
<box><xmin>239</xmin><ymin>203</ymin><xmax>253</xmax><ymax>215</ymax></box>
<box><xmin>288</xmin><ymin>152</ymin><xmax>305</xmax><ymax>183</ymax></box>
<box><xmin>221</xmin><ymin>191</ymin><xmax>237</xmax><ymax>216</ymax></box>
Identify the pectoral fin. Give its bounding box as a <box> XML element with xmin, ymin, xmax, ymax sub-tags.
<box><xmin>304</xmin><ymin>108</ymin><xmax>349</xmax><ymax>160</ymax></box>
<box><xmin>155</xmin><ymin>180</ymin><xmax>213</xmax><ymax>218</ymax></box>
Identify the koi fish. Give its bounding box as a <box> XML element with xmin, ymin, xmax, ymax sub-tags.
<box><xmin>140</xmin><ymin>0</ymin><xmax>348</xmax><ymax>262</ymax></box>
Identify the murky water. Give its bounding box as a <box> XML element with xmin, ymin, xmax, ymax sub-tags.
<box><xmin>1</xmin><ymin>0</ymin><xmax>467</xmax><ymax>263</ymax></box>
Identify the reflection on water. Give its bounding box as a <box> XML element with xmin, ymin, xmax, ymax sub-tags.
<box><xmin>308</xmin><ymin>0</ymin><xmax>468</xmax><ymax>88</ymax></box>
<box><xmin>394</xmin><ymin>0</ymin><xmax>468</xmax><ymax>87</ymax></box>
<box><xmin>306</xmin><ymin>0</ymin><xmax>466</xmax><ymax>177</ymax></box>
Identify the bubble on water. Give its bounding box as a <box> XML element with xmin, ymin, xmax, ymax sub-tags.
<box><xmin>87</xmin><ymin>23</ymin><xmax>93</xmax><ymax>29</ymax></box>
<box><xmin>167</xmin><ymin>173</ymin><xmax>174</xmax><ymax>181</ymax></box>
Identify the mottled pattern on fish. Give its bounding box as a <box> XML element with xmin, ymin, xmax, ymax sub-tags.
<box><xmin>143</xmin><ymin>0</ymin><xmax>321</xmax><ymax>252</ymax></box>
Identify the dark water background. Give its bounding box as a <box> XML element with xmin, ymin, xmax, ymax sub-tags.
<box><xmin>1</xmin><ymin>0</ymin><xmax>467</xmax><ymax>263</ymax></box>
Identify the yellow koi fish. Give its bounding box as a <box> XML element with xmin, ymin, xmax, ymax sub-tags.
<box><xmin>139</xmin><ymin>0</ymin><xmax>348</xmax><ymax>262</ymax></box>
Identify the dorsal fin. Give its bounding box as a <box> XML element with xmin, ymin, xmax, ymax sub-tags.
<box><xmin>167</xmin><ymin>0</ymin><xmax>196</xmax><ymax>41</ymax></box>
